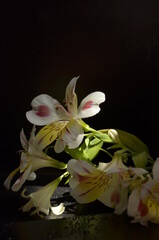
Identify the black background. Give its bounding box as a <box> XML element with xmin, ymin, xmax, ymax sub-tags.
<box><xmin>1</xmin><ymin>0</ymin><xmax>159</xmax><ymax>173</ymax></box>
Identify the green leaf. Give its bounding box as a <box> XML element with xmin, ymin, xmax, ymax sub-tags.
<box><xmin>93</xmin><ymin>132</ymin><xmax>113</xmax><ymax>143</ymax></box>
<box><xmin>132</xmin><ymin>151</ymin><xmax>149</xmax><ymax>168</ymax></box>
<box><xmin>65</xmin><ymin>139</ymin><xmax>103</xmax><ymax>161</ymax></box>
<box><xmin>115</xmin><ymin>129</ymin><xmax>149</xmax><ymax>154</ymax></box>
<box><xmin>90</xmin><ymin>138</ymin><xmax>101</xmax><ymax>146</ymax></box>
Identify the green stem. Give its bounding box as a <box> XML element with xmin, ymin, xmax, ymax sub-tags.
<box><xmin>99</xmin><ymin>148</ymin><xmax>113</xmax><ymax>158</ymax></box>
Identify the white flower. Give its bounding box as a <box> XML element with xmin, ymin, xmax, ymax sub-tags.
<box><xmin>4</xmin><ymin>126</ymin><xmax>66</xmax><ymax>192</ymax></box>
<box><xmin>67</xmin><ymin>155</ymin><xmax>147</xmax><ymax>214</ymax></box>
<box><xmin>26</xmin><ymin>77</ymin><xmax>105</xmax><ymax>153</ymax></box>
<box><xmin>21</xmin><ymin>177</ymin><xmax>65</xmax><ymax>216</ymax></box>
<box><xmin>127</xmin><ymin>158</ymin><xmax>159</xmax><ymax>226</ymax></box>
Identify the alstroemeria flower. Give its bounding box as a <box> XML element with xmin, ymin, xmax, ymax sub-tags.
<box><xmin>127</xmin><ymin>158</ymin><xmax>159</xmax><ymax>226</ymax></box>
<box><xmin>21</xmin><ymin>176</ymin><xmax>65</xmax><ymax>216</ymax></box>
<box><xmin>67</xmin><ymin>155</ymin><xmax>147</xmax><ymax>214</ymax></box>
<box><xmin>4</xmin><ymin>126</ymin><xmax>66</xmax><ymax>192</ymax></box>
<box><xmin>26</xmin><ymin>77</ymin><xmax>105</xmax><ymax>153</ymax></box>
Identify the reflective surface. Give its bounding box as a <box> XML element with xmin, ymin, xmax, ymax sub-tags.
<box><xmin>1</xmin><ymin>186</ymin><xmax>159</xmax><ymax>240</ymax></box>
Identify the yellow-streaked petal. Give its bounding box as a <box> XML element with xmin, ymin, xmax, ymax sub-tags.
<box><xmin>70</xmin><ymin>171</ymin><xmax>110</xmax><ymax>203</ymax></box>
<box><xmin>34</xmin><ymin>121</ymin><xmax>67</xmax><ymax>150</ymax></box>
<box><xmin>29</xmin><ymin>155</ymin><xmax>67</xmax><ymax>171</ymax></box>
<box><xmin>146</xmin><ymin>197</ymin><xmax>159</xmax><ymax>223</ymax></box>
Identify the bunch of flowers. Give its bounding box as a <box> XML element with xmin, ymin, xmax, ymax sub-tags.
<box><xmin>4</xmin><ymin>77</ymin><xmax>159</xmax><ymax>226</ymax></box>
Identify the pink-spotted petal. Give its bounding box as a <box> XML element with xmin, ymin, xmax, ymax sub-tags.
<box><xmin>68</xmin><ymin>159</ymin><xmax>98</xmax><ymax>189</ymax></box>
<box><xmin>26</xmin><ymin>94</ymin><xmax>69</xmax><ymax>126</ymax></box>
<box><xmin>77</xmin><ymin>91</ymin><xmax>105</xmax><ymax>119</ymax></box>
<box><xmin>69</xmin><ymin>170</ymin><xmax>108</xmax><ymax>204</ymax></box>
<box><xmin>67</xmin><ymin>159</ymin><xmax>95</xmax><ymax>177</ymax></box>
<box><xmin>99</xmin><ymin>174</ymin><xmax>128</xmax><ymax>214</ymax></box>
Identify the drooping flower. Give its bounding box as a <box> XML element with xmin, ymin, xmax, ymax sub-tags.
<box><xmin>4</xmin><ymin>126</ymin><xmax>66</xmax><ymax>192</ymax></box>
<box><xmin>21</xmin><ymin>175</ymin><xmax>65</xmax><ymax>216</ymax></box>
<box><xmin>26</xmin><ymin>77</ymin><xmax>105</xmax><ymax>153</ymax></box>
<box><xmin>67</xmin><ymin>154</ymin><xmax>147</xmax><ymax>214</ymax></box>
<box><xmin>127</xmin><ymin>158</ymin><xmax>159</xmax><ymax>226</ymax></box>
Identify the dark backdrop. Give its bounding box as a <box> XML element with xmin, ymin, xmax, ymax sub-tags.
<box><xmin>1</xmin><ymin>0</ymin><xmax>159</xmax><ymax>173</ymax></box>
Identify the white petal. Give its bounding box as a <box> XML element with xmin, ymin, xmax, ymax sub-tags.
<box><xmin>153</xmin><ymin>158</ymin><xmax>159</xmax><ymax>181</ymax></box>
<box><xmin>51</xmin><ymin>203</ymin><xmax>65</xmax><ymax>215</ymax></box>
<box><xmin>127</xmin><ymin>188</ymin><xmax>140</xmax><ymax>217</ymax></box>
<box><xmin>67</xmin><ymin>159</ymin><xmax>77</xmax><ymax>175</ymax></box>
<box><xmin>101</xmin><ymin>155</ymin><xmax>127</xmax><ymax>174</ymax></box>
<box><xmin>65</xmin><ymin>77</ymin><xmax>79</xmax><ymax>99</ymax></box>
<box><xmin>98</xmin><ymin>162</ymin><xmax>110</xmax><ymax>171</ymax></box>
<box><xmin>27</xmin><ymin>172</ymin><xmax>36</xmax><ymax>181</ymax></box>
<box><xmin>67</xmin><ymin>133</ymin><xmax>84</xmax><ymax>149</ymax></box>
<box><xmin>4</xmin><ymin>167</ymin><xmax>19</xmax><ymax>190</ymax></box>
<box><xmin>60</xmin><ymin>120</ymin><xmax>84</xmax><ymax>149</ymax></box>
<box><xmin>67</xmin><ymin>159</ymin><xmax>95</xmax><ymax>177</ymax></box>
<box><xmin>68</xmin><ymin>177</ymin><xmax>79</xmax><ymax>189</ymax></box>
<box><xmin>131</xmin><ymin>167</ymin><xmax>148</xmax><ymax>176</ymax></box>
<box><xmin>12</xmin><ymin>165</ymin><xmax>32</xmax><ymax>192</ymax></box>
<box><xmin>26</xmin><ymin>94</ymin><xmax>68</xmax><ymax>126</ymax></box>
<box><xmin>19</xmin><ymin>152</ymin><xmax>28</xmax><ymax>171</ymax></box>
<box><xmin>54</xmin><ymin>138</ymin><xmax>66</xmax><ymax>153</ymax></box>
<box><xmin>65</xmin><ymin>76</ymin><xmax>79</xmax><ymax>116</ymax></box>
<box><xmin>20</xmin><ymin>129</ymin><xmax>29</xmax><ymax>150</ymax></box>
<box><xmin>77</xmin><ymin>92</ymin><xmax>105</xmax><ymax>119</ymax></box>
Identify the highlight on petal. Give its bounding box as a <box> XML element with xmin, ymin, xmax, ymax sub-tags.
<box><xmin>26</xmin><ymin>94</ymin><xmax>63</xmax><ymax>125</ymax></box>
<box><xmin>27</xmin><ymin>172</ymin><xmax>36</xmax><ymax>181</ymax></box>
<box><xmin>51</xmin><ymin>203</ymin><xmax>65</xmax><ymax>215</ymax></box>
<box><xmin>77</xmin><ymin>91</ymin><xmax>105</xmax><ymax>119</ymax></box>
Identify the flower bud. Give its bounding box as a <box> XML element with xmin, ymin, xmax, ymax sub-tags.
<box><xmin>108</xmin><ymin>129</ymin><xmax>119</xmax><ymax>143</ymax></box>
